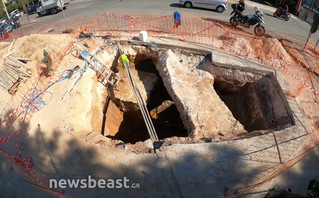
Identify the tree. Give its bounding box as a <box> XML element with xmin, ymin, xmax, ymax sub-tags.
<box><xmin>15</xmin><ymin>1</ymin><xmax>23</xmax><ymax>11</ymax></box>
<box><xmin>0</xmin><ymin>0</ymin><xmax>6</xmax><ymax>18</ymax></box>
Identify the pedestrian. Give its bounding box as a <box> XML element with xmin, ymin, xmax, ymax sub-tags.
<box><xmin>279</xmin><ymin>1</ymin><xmax>288</xmax><ymax>16</ymax></box>
<box><xmin>173</xmin><ymin>11</ymin><xmax>181</xmax><ymax>29</ymax></box>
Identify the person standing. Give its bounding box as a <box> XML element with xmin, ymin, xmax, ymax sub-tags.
<box><xmin>236</xmin><ymin>0</ymin><xmax>246</xmax><ymax>20</ymax></box>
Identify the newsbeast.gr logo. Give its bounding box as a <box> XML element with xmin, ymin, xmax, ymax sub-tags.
<box><xmin>49</xmin><ymin>176</ymin><xmax>140</xmax><ymax>189</ymax></box>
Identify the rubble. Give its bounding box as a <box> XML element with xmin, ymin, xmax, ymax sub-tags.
<box><xmin>0</xmin><ymin>40</ymin><xmax>31</xmax><ymax>93</ymax></box>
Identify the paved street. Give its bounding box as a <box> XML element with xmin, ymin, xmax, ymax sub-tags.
<box><xmin>17</xmin><ymin>0</ymin><xmax>319</xmax><ymax>45</ymax></box>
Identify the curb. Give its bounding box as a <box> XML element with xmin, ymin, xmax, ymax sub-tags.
<box><xmin>280</xmin><ymin>39</ymin><xmax>319</xmax><ymax>77</ymax></box>
<box><xmin>21</xmin><ymin>19</ymin><xmax>39</xmax><ymax>27</ymax></box>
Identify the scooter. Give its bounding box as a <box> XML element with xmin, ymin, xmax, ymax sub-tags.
<box><xmin>273</xmin><ymin>8</ymin><xmax>290</xmax><ymax>21</ymax></box>
<box><xmin>230</xmin><ymin>5</ymin><xmax>265</xmax><ymax>36</ymax></box>
<box><xmin>9</xmin><ymin>15</ymin><xmax>21</xmax><ymax>29</ymax></box>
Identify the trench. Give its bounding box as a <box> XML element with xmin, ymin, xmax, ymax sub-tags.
<box><xmin>101</xmin><ymin>49</ymin><xmax>294</xmax><ymax>145</ymax></box>
<box><xmin>105</xmin><ymin>53</ymin><xmax>188</xmax><ymax>144</ymax></box>
<box><xmin>213</xmin><ymin>73</ymin><xmax>294</xmax><ymax>132</ymax></box>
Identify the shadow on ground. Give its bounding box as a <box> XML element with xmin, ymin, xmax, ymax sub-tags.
<box><xmin>170</xmin><ymin>3</ymin><xmax>221</xmax><ymax>13</ymax></box>
<box><xmin>0</xmin><ymin>98</ymin><xmax>318</xmax><ymax>198</ymax></box>
<box><xmin>249</xmin><ymin>0</ymin><xmax>275</xmax><ymax>7</ymax></box>
<box><xmin>0</xmin><ymin>108</ymin><xmax>264</xmax><ymax>198</ymax></box>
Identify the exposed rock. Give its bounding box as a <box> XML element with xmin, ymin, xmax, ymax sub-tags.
<box><xmin>156</xmin><ymin>50</ymin><xmax>246</xmax><ymax>140</ymax></box>
<box><xmin>113</xmin><ymin>69</ymin><xmax>159</xmax><ymax>111</ymax></box>
<box><xmin>199</xmin><ymin>59</ymin><xmax>294</xmax><ymax>132</ymax></box>
<box><xmin>104</xmin><ymin>100</ymin><xmax>124</xmax><ymax>136</ymax></box>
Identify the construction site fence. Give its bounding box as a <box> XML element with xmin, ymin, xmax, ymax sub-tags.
<box><xmin>0</xmin><ymin>12</ymin><xmax>319</xmax><ymax>197</ymax></box>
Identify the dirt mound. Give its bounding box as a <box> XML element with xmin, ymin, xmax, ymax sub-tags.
<box><xmin>10</xmin><ymin>34</ymin><xmax>74</xmax><ymax>71</ymax></box>
<box><xmin>221</xmin><ymin>36</ymin><xmax>292</xmax><ymax>66</ymax></box>
<box><xmin>0</xmin><ymin>42</ymin><xmax>11</xmax><ymax>69</ymax></box>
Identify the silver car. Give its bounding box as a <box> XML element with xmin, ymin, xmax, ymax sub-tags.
<box><xmin>180</xmin><ymin>0</ymin><xmax>228</xmax><ymax>12</ymax></box>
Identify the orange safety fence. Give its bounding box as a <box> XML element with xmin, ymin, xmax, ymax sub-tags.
<box><xmin>0</xmin><ymin>12</ymin><xmax>319</xmax><ymax>197</ymax></box>
<box><xmin>0</xmin><ymin>36</ymin><xmax>74</xmax><ymax>197</ymax></box>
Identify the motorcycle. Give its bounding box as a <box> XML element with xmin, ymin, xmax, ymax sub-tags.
<box><xmin>230</xmin><ymin>5</ymin><xmax>265</xmax><ymax>36</ymax></box>
<box><xmin>273</xmin><ymin>8</ymin><xmax>290</xmax><ymax>21</ymax></box>
<box><xmin>9</xmin><ymin>15</ymin><xmax>21</xmax><ymax>29</ymax></box>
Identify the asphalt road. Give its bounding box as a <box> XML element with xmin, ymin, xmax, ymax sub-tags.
<box><xmin>19</xmin><ymin>0</ymin><xmax>319</xmax><ymax>44</ymax></box>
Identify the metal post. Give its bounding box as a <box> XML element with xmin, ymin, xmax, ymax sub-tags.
<box><xmin>2</xmin><ymin>0</ymin><xmax>10</xmax><ymax>20</ymax></box>
<box><xmin>302</xmin><ymin>31</ymin><xmax>312</xmax><ymax>51</ymax></box>
<box><xmin>58</xmin><ymin>0</ymin><xmax>67</xmax><ymax>29</ymax></box>
<box><xmin>21</xmin><ymin>0</ymin><xmax>30</xmax><ymax>23</ymax></box>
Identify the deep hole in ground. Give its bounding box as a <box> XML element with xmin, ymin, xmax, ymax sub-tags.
<box><xmin>106</xmin><ymin>53</ymin><xmax>188</xmax><ymax>144</ymax></box>
<box><xmin>213</xmin><ymin>73</ymin><xmax>294</xmax><ymax>132</ymax></box>
<box><xmin>103</xmin><ymin>48</ymin><xmax>294</xmax><ymax>145</ymax></box>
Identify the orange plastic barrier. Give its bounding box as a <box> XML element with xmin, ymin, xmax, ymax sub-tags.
<box><xmin>0</xmin><ymin>13</ymin><xmax>319</xmax><ymax>197</ymax></box>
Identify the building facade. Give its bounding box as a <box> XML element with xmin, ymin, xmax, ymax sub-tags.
<box><xmin>297</xmin><ymin>0</ymin><xmax>319</xmax><ymax>23</ymax></box>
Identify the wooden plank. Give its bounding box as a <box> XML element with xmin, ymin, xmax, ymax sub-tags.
<box><xmin>16</xmin><ymin>58</ymin><xmax>31</xmax><ymax>62</ymax></box>
<box><xmin>4</xmin><ymin>58</ymin><xmax>31</xmax><ymax>77</ymax></box>
<box><xmin>6</xmin><ymin>56</ymin><xmax>29</xmax><ymax>70</ymax></box>
<box><xmin>3</xmin><ymin>52</ymin><xmax>14</xmax><ymax>60</ymax></box>
<box><xmin>0</xmin><ymin>84</ymin><xmax>7</xmax><ymax>91</ymax></box>
<box><xmin>150</xmin><ymin>100</ymin><xmax>174</xmax><ymax>119</ymax></box>
<box><xmin>7</xmin><ymin>39</ymin><xmax>15</xmax><ymax>53</ymax></box>
<box><xmin>5</xmin><ymin>57</ymin><xmax>19</xmax><ymax>68</ymax></box>
<box><xmin>0</xmin><ymin>72</ymin><xmax>9</xmax><ymax>88</ymax></box>
<box><xmin>1</xmin><ymin>70</ymin><xmax>13</xmax><ymax>83</ymax></box>
<box><xmin>6</xmin><ymin>56</ymin><xmax>22</xmax><ymax>68</ymax></box>
<box><xmin>5</xmin><ymin>63</ymin><xmax>23</xmax><ymax>73</ymax></box>
<box><xmin>13</xmin><ymin>66</ymin><xmax>31</xmax><ymax>77</ymax></box>
<box><xmin>3</xmin><ymin>69</ymin><xmax>18</xmax><ymax>83</ymax></box>
<box><xmin>4</xmin><ymin>63</ymin><xmax>19</xmax><ymax>72</ymax></box>
<box><xmin>0</xmin><ymin>72</ymin><xmax>13</xmax><ymax>89</ymax></box>
<box><xmin>5</xmin><ymin>71</ymin><xmax>19</xmax><ymax>82</ymax></box>
<box><xmin>4</xmin><ymin>66</ymin><xmax>31</xmax><ymax>79</ymax></box>
<box><xmin>8</xmin><ymin>82</ymin><xmax>20</xmax><ymax>93</ymax></box>
<box><xmin>15</xmin><ymin>59</ymin><xmax>30</xmax><ymax>69</ymax></box>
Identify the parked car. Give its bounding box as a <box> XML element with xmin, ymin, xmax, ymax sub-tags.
<box><xmin>37</xmin><ymin>0</ymin><xmax>69</xmax><ymax>16</ymax></box>
<box><xmin>179</xmin><ymin>0</ymin><xmax>228</xmax><ymax>13</ymax></box>
<box><xmin>26</xmin><ymin>4</ymin><xmax>38</xmax><ymax>14</ymax></box>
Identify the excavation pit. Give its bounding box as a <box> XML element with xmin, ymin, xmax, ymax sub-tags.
<box><xmin>213</xmin><ymin>71</ymin><xmax>294</xmax><ymax>132</ymax></box>
<box><xmin>88</xmin><ymin>44</ymin><xmax>295</xmax><ymax>146</ymax></box>
<box><xmin>104</xmin><ymin>52</ymin><xmax>188</xmax><ymax>144</ymax></box>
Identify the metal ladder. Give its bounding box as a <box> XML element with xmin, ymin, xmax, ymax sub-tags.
<box><xmin>73</xmin><ymin>43</ymin><xmax>121</xmax><ymax>88</ymax></box>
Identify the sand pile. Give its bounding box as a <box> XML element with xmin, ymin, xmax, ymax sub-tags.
<box><xmin>219</xmin><ymin>35</ymin><xmax>292</xmax><ymax>67</ymax></box>
<box><xmin>251</xmin><ymin>38</ymin><xmax>293</xmax><ymax>66</ymax></box>
<box><xmin>0</xmin><ymin>34</ymin><xmax>75</xmax><ymax>120</ymax></box>
<box><xmin>9</xmin><ymin>34</ymin><xmax>74</xmax><ymax>72</ymax></box>
<box><xmin>0</xmin><ymin>42</ymin><xmax>11</xmax><ymax>70</ymax></box>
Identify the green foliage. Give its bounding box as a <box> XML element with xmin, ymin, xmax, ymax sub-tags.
<box><xmin>15</xmin><ymin>1</ymin><xmax>23</xmax><ymax>11</ymax></box>
<box><xmin>0</xmin><ymin>1</ymin><xmax>4</xmax><ymax>18</ymax></box>
<box><xmin>6</xmin><ymin>3</ymin><xmax>16</xmax><ymax>13</ymax></box>
<box><xmin>0</xmin><ymin>0</ymin><xmax>36</xmax><ymax>18</ymax></box>
<box><xmin>24</xmin><ymin>0</ymin><xmax>38</xmax><ymax>6</ymax></box>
